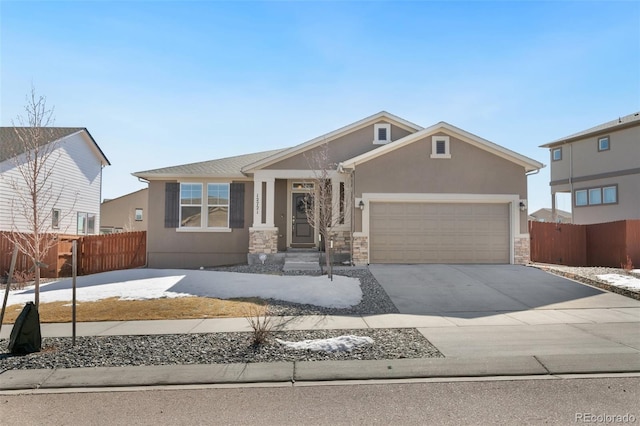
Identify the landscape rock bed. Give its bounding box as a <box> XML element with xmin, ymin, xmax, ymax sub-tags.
<box><xmin>531</xmin><ymin>264</ymin><xmax>640</xmax><ymax>300</ymax></box>
<box><xmin>0</xmin><ymin>328</ymin><xmax>442</xmax><ymax>371</ymax></box>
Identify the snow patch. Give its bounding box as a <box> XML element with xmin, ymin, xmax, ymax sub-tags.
<box><xmin>276</xmin><ymin>335</ymin><xmax>374</xmax><ymax>352</ymax></box>
<box><xmin>4</xmin><ymin>269</ymin><xmax>362</xmax><ymax>308</ymax></box>
<box><xmin>596</xmin><ymin>274</ymin><xmax>640</xmax><ymax>291</ymax></box>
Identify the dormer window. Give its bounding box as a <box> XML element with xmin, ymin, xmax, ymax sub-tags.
<box><xmin>373</xmin><ymin>123</ymin><xmax>391</xmax><ymax>144</ymax></box>
<box><xmin>430</xmin><ymin>135</ymin><xmax>451</xmax><ymax>159</ymax></box>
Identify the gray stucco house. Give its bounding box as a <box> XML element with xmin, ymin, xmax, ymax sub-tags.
<box><xmin>134</xmin><ymin>111</ymin><xmax>543</xmax><ymax>268</ymax></box>
<box><xmin>540</xmin><ymin>112</ymin><xmax>640</xmax><ymax>225</ymax></box>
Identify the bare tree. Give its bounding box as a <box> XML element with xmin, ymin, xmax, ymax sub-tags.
<box><xmin>2</xmin><ymin>88</ymin><xmax>64</xmax><ymax>308</ymax></box>
<box><xmin>303</xmin><ymin>143</ymin><xmax>350</xmax><ymax>279</ymax></box>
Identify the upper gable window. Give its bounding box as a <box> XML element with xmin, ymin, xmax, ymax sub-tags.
<box><xmin>598</xmin><ymin>136</ymin><xmax>610</xmax><ymax>152</ymax></box>
<box><xmin>552</xmin><ymin>147</ymin><xmax>562</xmax><ymax>161</ymax></box>
<box><xmin>430</xmin><ymin>136</ymin><xmax>451</xmax><ymax>159</ymax></box>
<box><xmin>373</xmin><ymin>123</ymin><xmax>391</xmax><ymax>144</ymax></box>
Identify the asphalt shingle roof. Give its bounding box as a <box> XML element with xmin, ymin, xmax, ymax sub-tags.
<box><xmin>133</xmin><ymin>148</ymin><xmax>287</xmax><ymax>179</ymax></box>
<box><xmin>0</xmin><ymin>127</ymin><xmax>85</xmax><ymax>162</ymax></box>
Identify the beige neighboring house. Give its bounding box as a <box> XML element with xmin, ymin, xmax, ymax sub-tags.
<box><xmin>541</xmin><ymin>112</ymin><xmax>640</xmax><ymax>225</ymax></box>
<box><xmin>100</xmin><ymin>188</ymin><xmax>148</xmax><ymax>233</ymax></box>
<box><xmin>0</xmin><ymin>127</ymin><xmax>110</xmax><ymax>235</ymax></box>
<box><xmin>133</xmin><ymin>111</ymin><xmax>543</xmax><ymax>268</ymax></box>
<box><xmin>528</xmin><ymin>208</ymin><xmax>572</xmax><ymax>223</ymax></box>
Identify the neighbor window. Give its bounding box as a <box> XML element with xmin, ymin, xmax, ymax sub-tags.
<box><xmin>575</xmin><ymin>190</ymin><xmax>588</xmax><ymax>207</ymax></box>
<box><xmin>552</xmin><ymin>148</ymin><xmax>562</xmax><ymax>161</ymax></box>
<box><xmin>603</xmin><ymin>186</ymin><xmax>618</xmax><ymax>204</ymax></box>
<box><xmin>52</xmin><ymin>208</ymin><xmax>60</xmax><ymax>229</ymax></box>
<box><xmin>431</xmin><ymin>135</ymin><xmax>451</xmax><ymax>159</ymax></box>
<box><xmin>77</xmin><ymin>212</ymin><xmax>87</xmax><ymax>234</ymax></box>
<box><xmin>135</xmin><ymin>208</ymin><xmax>143</xmax><ymax>221</ymax></box>
<box><xmin>87</xmin><ymin>213</ymin><xmax>96</xmax><ymax>234</ymax></box>
<box><xmin>598</xmin><ymin>136</ymin><xmax>610</xmax><ymax>152</ymax></box>
<box><xmin>180</xmin><ymin>183</ymin><xmax>203</xmax><ymax>227</ymax></box>
<box><xmin>589</xmin><ymin>188</ymin><xmax>602</xmax><ymax>205</ymax></box>
<box><xmin>373</xmin><ymin>123</ymin><xmax>391</xmax><ymax>144</ymax></box>
<box><xmin>576</xmin><ymin>185</ymin><xmax>618</xmax><ymax>207</ymax></box>
<box><xmin>207</xmin><ymin>183</ymin><xmax>229</xmax><ymax>228</ymax></box>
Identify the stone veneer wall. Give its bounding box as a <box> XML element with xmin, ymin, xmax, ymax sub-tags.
<box><xmin>352</xmin><ymin>235</ymin><xmax>369</xmax><ymax>265</ymax></box>
<box><xmin>249</xmin><ymin>228</ymin><xmax>279</xmax><ymax>254</ymax></box>
<box><xmin>329</xmin><ymin>230</ymin><xmax>351</xmax><ymax>254</ymax></box>
<box><xmin>514</xmin><ymin>235</ymin><xmax>530</xmax><ymax>264</ymax></box>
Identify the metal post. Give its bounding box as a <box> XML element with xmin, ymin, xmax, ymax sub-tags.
<box><xmin>0</xmin><ymin>246</ymin><xmax>19</xmax><ymax>334</ymax></box>
<box><xmin>72</xmin><ymin>240</ymin><xmax>77</xmax><ymax>346</ymax></box>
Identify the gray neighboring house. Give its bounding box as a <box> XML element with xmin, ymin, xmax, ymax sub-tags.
<box><xmin>540</xmin><ymin>112</ymin><xmax>640</xmax><ymax>225</ymax></box>
<box><xmin>100</xmin><ymin>188</ymin><xmax>148</xmax><ymax>233</ymax></box>
<box><xmin>528</xmin><ymin>208</ymin><xmax>572</xmax><ymax>223</ymax></box>
<box><xmin>133</xmin><ymin>111</ymin><xmax>543</xmax><ymax>268</ymax></box>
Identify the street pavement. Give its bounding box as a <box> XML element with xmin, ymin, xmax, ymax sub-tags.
<box><xmin>1</xmin><ymin>265</ymin><xmax>640</xmax><ymax>391</ymax></box>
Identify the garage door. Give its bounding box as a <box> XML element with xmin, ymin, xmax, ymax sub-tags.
<box><xmin>370</xmin><ymin>202</ymin><xmax>510</xmax><ymax>264</ymax></box>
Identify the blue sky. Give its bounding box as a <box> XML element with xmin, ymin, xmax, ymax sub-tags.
<box><xmin>1</xmin><ymin>0</ymin><xmax>639</xmax><ymax>213</ymax></box>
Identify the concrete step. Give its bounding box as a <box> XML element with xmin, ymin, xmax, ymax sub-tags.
<box><xmin>284</xmin><ymin>249</ymin><xmax>321</xmax><ymax>272</ymax></box>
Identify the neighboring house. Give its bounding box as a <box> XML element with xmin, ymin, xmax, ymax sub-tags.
<box><xmin>133</xmin><ymin>111</ymin><xmax>543</xmax><ymax>268</ymax></box>
<box><xmin>528</xmin><ymin>208</ymin><xmax>572</xmax><ymax>223</ymax></box>
<box><xmin>100</xmin><ymin>188</ymin><xmax>148</xmax><ymax>233</ymax></box>
<box><xmin>540</xmin><ymin>112</ymin><xmax>640</xmax><ymax>225</ymax></box>
<box><xmin>0</xmin><ymin>127</ymin><xmax>110</xmax><ymax>235</ymax></box>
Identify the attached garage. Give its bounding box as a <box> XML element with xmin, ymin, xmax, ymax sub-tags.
<box><xmin>369</xmin><ymin>202</ymin><xmax>510</xmax><ymax>264</ymax></box>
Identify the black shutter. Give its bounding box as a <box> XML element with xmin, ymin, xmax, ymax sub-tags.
<box><xmin>229</xmin><ymin>182</ymin><xmax>245</xmax><ymax>228</ymax></box>
<box><xmin>165</xmin><ymin>182</ymin><xmax>180</xmax><ymax>228</ymax></box>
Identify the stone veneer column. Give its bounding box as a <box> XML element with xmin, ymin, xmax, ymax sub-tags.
<box><xmin>249</xmin><ymin>228</ymin><xmax>279</xmax><ymax>254</ymax></box>
<box><xmin>514</xmin><ymin>235</ymin><xmax>530</xmax><ymax>264</ymax></box>
<box><xmin>352</xmin><ymin>235</ymin><xmax>369</xmax><ymax>265</ymax></box>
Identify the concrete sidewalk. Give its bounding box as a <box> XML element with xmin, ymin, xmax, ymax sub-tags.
<box><xmin>2</xmin><ymin>308</ymin><xmax>640</xmax><ymax>391</ymax></box>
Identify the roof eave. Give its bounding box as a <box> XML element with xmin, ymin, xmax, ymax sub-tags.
<box><xmin>241</xmin><ymin>111</ymin><xmax>423</xmax><ymax>173</ymax></box>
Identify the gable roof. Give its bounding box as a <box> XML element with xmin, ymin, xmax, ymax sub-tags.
<box><xmin>241</xmin><ymin>111</ymin><xmax>423</xmax><ymax>173</ymax></box>
<box><xmin>0</xmin><ymin>127</ymin><xmax>110</xmax><ymax>165</ymax></box>
<box><xmin>133</xmin><ymin>148</ymin><xmax>287</xmax><ymax>180</ymax></box>
<box><xmin>541</xmin><ymin>111</ymin><xmax>640</xmax><ymax>147</ymax></box>
<box><xmin>340</xmin><ymin>121</ymin><xmax>544</xmax><ymax>172</ymax></box>
<box><xmin>529</xmin><ymin>208</ymin><xmax>572</xmax><ymax>219</ymax></box>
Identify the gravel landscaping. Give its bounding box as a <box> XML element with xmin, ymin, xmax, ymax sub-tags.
<box><xmin>0</xmin><ymin>266</ymin><xmax>446</xmax><ymax>371</ymax></box>
<box><xmin>531</xmin><ymin>263</ymin><xmax>640</xmax><ymax>300</ymax></box>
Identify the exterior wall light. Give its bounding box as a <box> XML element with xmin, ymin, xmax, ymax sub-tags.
<box><xmin>358</xmin><ymin>200</ymin><xmax>365</xmax><ymax>210</ymax></box>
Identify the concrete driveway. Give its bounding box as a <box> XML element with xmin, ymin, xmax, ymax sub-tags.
<box><xmin>368</xmin><ymin>264</ymin><xmax>640</xmax><ymax>317</ymax></box>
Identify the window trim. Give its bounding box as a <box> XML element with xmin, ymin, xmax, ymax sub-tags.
<box><xmin>597</xmin><ymin>135</ymin><xmax>610</xmax><ymax>152</ymax></box>
<box><xmin>135</xmin><ymin>208</ymin><xmax>143</xmax><ymax>221</ymax></box>
<box><xmin>552</xmin><ymin>147</ymin><xmax>562</xmax><ymax>161</ymax></box>
<box><xmin>52</xmin><ymin>208</ymin><xmax>61</xmax><ymax>229</ymax></box>
<box><xmin>575</xmin><ymin>189</ymin><xmax>588</xmax><ymax>207</ymax></box>
<box><xmin>373</xmin><ymin>123</ymin><xmax>391</xmax><ymax>145</ymax></box>
<box><xmin>430</xmin><ymin>135</ymin><xmax>451</xmax><ymax>159</ymax></box>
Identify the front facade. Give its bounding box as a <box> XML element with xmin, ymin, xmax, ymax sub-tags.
<box><xmin>541</xmin><ymin>112</ymin><xmax>640</xmax><ymax>225</ymax></box>
<box><xmin>100</xmin><ymin>188</ymin><xmax>148</xmax><ymax>233</ymax></box>
<box><xmin>134</xmin><ymin>112</ymin><xmax>542</xmax><ymax>268</ymax></box>
<box><xmin>0</xmin><ymin>127</ymin><xmax>110</xmax><ymax>235</ymax></box>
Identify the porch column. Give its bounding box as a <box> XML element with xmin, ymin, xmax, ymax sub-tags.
<box><xmin>253</xmin><ymin>179</ymin><xmax>263</xmax><ymax>227</ymax></box>
<box><xmin>331</xmin><ymin>177</ymin><xmax>340</xmax><ymax>225</ymax></box>
<box><xmin>265</xmin><ymin>178</ymin><xmax>275</xmax><ymax>227</ymax></box>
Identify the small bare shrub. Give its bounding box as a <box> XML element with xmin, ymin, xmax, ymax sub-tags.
<box><xmin>621</xmin><ymin>255</ymin><xmax>634</xmax><ymax>272</ymax></box>
<box><xmin>10</xmin><ymin>270</ymin><xmax>35</xmax><ymax>290</ymax></box>
<box><xmin>245</xmin><ymin>304</ymin><xmax>272</xmax><ymax>347</ymax></box>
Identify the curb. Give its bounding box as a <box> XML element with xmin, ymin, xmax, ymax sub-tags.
<box><xmin>2</xmin><ymin>353</ymin><xmax>639</xmax><ymax>391</ymax></box>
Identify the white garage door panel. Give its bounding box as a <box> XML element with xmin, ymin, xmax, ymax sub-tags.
<box><xmin>370</xmin><ymin>202</ymin><xmax>510</xmax><ymax>264</ymax></box>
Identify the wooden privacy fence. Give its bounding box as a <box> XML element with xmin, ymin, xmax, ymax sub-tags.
<box><xmin>530</xmin><ymin>220</ymin><xmax>640</xmax><ymax>268</ymax></box>
<box><xmin>1</xmin><ymin>231</ymin><xmax>146</xmax><ymax>279</ymax></box>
